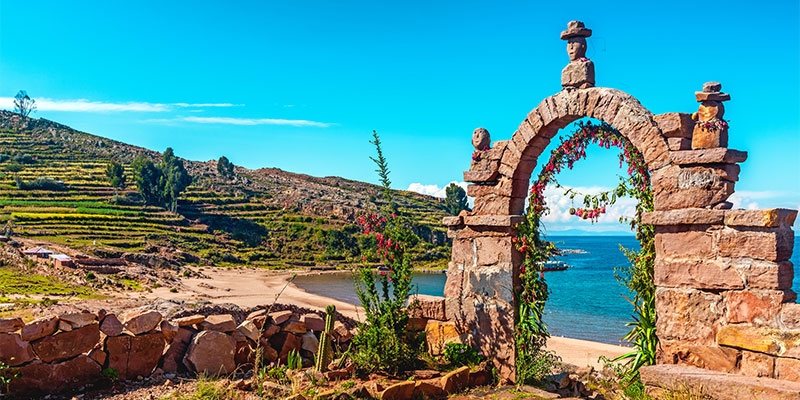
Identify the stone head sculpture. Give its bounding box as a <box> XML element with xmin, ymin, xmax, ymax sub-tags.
<box><xmin>560</xmin><ymin>20</ymin><xmax>592</xmax><ymax>61</ymax></box>
<box><xmin>472</xmin><ymin>128</ymin><xmax>491</xmax><ymax>150</ymax></box>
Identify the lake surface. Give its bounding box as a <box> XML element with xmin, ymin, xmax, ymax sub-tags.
<box><xmin>294</xmin><ymin>236</ymin><xmax>800</xmax><ymax>346</ymax></box>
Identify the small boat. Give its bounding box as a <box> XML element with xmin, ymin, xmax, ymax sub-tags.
<box><xmin>539</xmin><ymin>260</ymin><xmax>571</xmax><ymax>272</ymax></box>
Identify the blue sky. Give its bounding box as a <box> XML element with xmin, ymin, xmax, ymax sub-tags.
<box><xmin>1</xmin><ymin>1</ymin><xmax>798</xmax><ymax>232</ymax></box>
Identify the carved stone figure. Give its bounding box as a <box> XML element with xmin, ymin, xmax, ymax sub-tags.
<box><xmin>691</xmin><ymin>81</ymin><xmax>731</xmax><ymax>149</ymax></box>
<box><xmin>560</xmin><ymin>21</ymin><xmax>595</xmax><ymax>89</ymax></box>
<box><xmin>472</xmin><ymin>127</ymin><xmax>490</xmax><ymax>150</ymax></box>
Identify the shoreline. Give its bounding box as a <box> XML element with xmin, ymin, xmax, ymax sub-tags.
<box><xmin>148</xmin><ymin>268</ymin><xmax>628</xmax><ymax>368</ymax></box>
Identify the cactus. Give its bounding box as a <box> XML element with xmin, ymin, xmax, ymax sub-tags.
<box><xmin>315</xmin><ymin>304</ymin><xmax>336</xmax><ymax>372</ymax></box>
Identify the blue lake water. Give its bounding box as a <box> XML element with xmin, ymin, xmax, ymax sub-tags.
<box><xmin>294</xmin><ymin>235</ymin><xmax>800</xmax><ymax>346</ymax></box>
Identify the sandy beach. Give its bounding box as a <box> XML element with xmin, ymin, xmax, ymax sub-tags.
<box><xmin>147</xmin><ymin>267</ymin><xmax>627</xmax><ymax>369</ymax></box>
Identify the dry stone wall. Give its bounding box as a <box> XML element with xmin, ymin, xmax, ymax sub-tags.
<box><xmin>0</xmin><ymin>307</ymin><xmax>355</xmax><ymax>397</ymax></box>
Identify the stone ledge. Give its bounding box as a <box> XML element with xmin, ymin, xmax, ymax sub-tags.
<box><xmin>724</xmin><ymin>209</ymin><xmax>798</xmax><ymax>228</ymax></box>
<box><xmin>717</xmin><ymin>325</ymin><xmax>800</xmax><ymax>358</ymax></box>
<box><xmin>654</xmin><ymin>112</ymin><xmax>694</xmax><ymax>138</ymax></box>
<box><xmin>640</xmin><ymin>364</ymin><xmax>800</xmax><ymax>400</ymax></box>
<box><xmin>642</xmin><ymin>209</ymin><xmax>725</xmax><ymax>226</ymax></box>
<box><xmin>442</xmin><ymin>216</ymin><xmax>463</xmax><ymax>227</ymax></box>
<box><xmin>463</xmin><ymin>215</ymin><xmax>524</xmax><ymax>227</ymax></box>
<box><xmin>670</xmin><ymin>148</ymin><xmax>748</xmax><ymax>165</ymax></box>
<box><xmin>463</xmin><ymin>170</ymin><xmax>499</xmax><ymax>183</ymax></box>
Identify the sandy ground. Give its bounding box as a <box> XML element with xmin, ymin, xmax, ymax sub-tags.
<box><xmin>145</xmin><ymin>267</ymin><xmax>628</xmax><ymax>369</ymax></box>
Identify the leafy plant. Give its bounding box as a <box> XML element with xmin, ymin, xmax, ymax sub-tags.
<box><xmin>287</xmin><ymin>349</ymin><xmax>302</xmax><ymax>370</ymax></box>
<box><xmin>443</xmin><ymin>342</ymin><xmax>483</xmax><ymax>367</ymax></box>
<box><xmin>101</xmin><ymin>367</ymin><xmax>119</xmax><ymax>381</ymax></box>
<box><xmin>0</xmin><ymin>360</ymin><xmax>20</xmax><ymax>394</ymax></box>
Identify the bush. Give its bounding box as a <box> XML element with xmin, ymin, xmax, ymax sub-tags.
<box><xmin>15</xmin><ymin>177</ymin><xmax>66</xmax><ymax>191</ymax></box>
<box><xmin>443</xmin><ymin>342</ymin><xmax>483</xmax><ymax>367</ymax></box>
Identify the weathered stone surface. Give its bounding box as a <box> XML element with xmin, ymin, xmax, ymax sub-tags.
<box><xmin>246</xmin><ymin>309</ymin><xmax>266</xmax><ymax>320</ymax></box>
<box><xmin>561</xmin><ymin>60</ymin><xmax>595</xmax><ymax>89</ymax></box>
<box><xmin>424</xmin><ymin>320</ymin><xmax>463</xmax><ymax>355</ymax></box>
<box><xmin>58</xmin><ymin>320</ymin><xmax>73</xmax><ymax>332</ymax></box>
<box><xmin>0</xmin><ymin>317</ymin><xmax>23</xmax><ymax>333</ymax></box>
<box><xmin>741</xmin><ymin>350</ymin><xmax>775</xmax><ymax>378</ymax></box>
<box><xmin>259</xmin><ymin>337</ymin><xmax>279</xmax><ymax>362</ymax></box>
<box><xmin>105</xmin><ymin>335</ymin><xmax>132</xmax><ymax>379</ymax></box>
<box><xmin>667</xmin><ymin>137</ymin><xmax>692</xmax><ymax>151</ymax></box>
<box><xmin>200</xmin><ymin>314</ymin><xmax>236</xmax><ymax>332</ymax></box>
<box><xmin>184</xmin><ymin>330</ymin><xmax>236</xmax><ymax>375</ymax></box>
<box><xmin>123</xmin><ymin>309</ymin><xmax>162</xmax><ymax>335</ymax></box>
<box><xmin>32</xmin><ymin>322</ymin><xmax>100</xmax><ymax>363</ymax></box>
<box><xmin>173</xmin><ymin>314</ymin><xmax>205</xmax><ymax>327</ymax></box>
<box><xmin>88</xmin><ymin>348</ymin><xmax>106</xmax><ymax>365</ymax></box>
<box><xmin>696</xmin><ymin>92</ymin><xmax>731</xmax><ymax>102</ymax></box>
<box><xmin>644</xmin><ymin>209</ymin><xmax>725</xmax><ymax>226</ymax></box>
<box><xmin>10</xmin><ymin>355</ymin><xmax>102</xmax><ymax>396</ymax></box>
<box><xmin>237</xmin><ymin>320</ymin><xmax>259</xmax><ymax>343</ymax></box>
<box><xmin>160</xmin><ymin>319</ymin><xmax>179</xmax><ymax>342</ymax></box>
<box><xmin>655</xmin><ymin>257</ymin><xmax>744</xmax><ymax>290</ymax></box>
<box><xmin>332</xmin><ymin>321</ymin><xmax>352</xmax><ymax>342</ymax></box>
<box><xmin>463</xmin><ymin>215</ymin><xmax>524</xmax><ymax>227</ymax></box>
<box><xmin>725</xmin><ymin>209</ymin><xmax>798</xmax><ymax>228</ymax></box>
<box><xmin>127</xmin><ymin>333</ymin><xmax>166</xmax><ymax>379</ymax></box>
<box><xmin>0</xmin><ymin>332</ymin><xmax>35</xmax><ymax>366</ymax></box>
<box><xmin>717</xmin><ymin>325</ymin><xmax>800</xmax><ymax>357</ymax></box>
<box><xmin>652</xmin><ymin>164</ymin><xmax>735</xmax><ymax>210</ymax></box>
<box><xmin>274</xmin><ymin>332</ymin><xmax>301</xmax><ymax>362</ymax></box>
<box><xmin>100</xmin><ymin>313</ymin><xmax>124</xmax><ymax>336</ymax></box>
<box><xmin>724</xmin><ymin>290</ymin><xmax>793</xmax><ymax>324</ymax></box>
<box><xmin>780</xmin><ymin>303</ymin><xmax>800</xmax><ymax>330</ymax></box>
<box><xmin>715</xmin><ymin>226</ymin><xmax>794</xmax><ymax>261</ymax></box>
<box><xmin>472</xmin><ymin>127</ymin><xmax>491</xmax><ymax>150</ymax></box>
<box><xmin>441</xmin><ymin>366</ymin><xmax>470</xmax><ymax>393</ymax></box>
<box><xmin>659</xmin><ymin>340</ymin><xmax>739</xmax><ymax>372</ymax></box>
<box><xmin>692</xmin><ymin>125</ymin><xmax>728</xmax><ymax>149</ymax></box>
<box><xmin>641</xmin><ymin>364</ymin><xmax>800</xmax><ymax>400</ymax></box>
<box><xmin>270</xmin><ymin>310</ymin><xmax>293</xmax><ymax>325</ymax></box>
<box><xmin>471</xmin><ymin>193</ymin><xmax>514</xmax><ymax>216</ymax></box>
<box><xmin>442</xmin><ymin>216</ymin><xmax>463</xmax><ymax>227</ymax></box>
<box><xmin>413</xmin><ymin>378</ymin><xmax>444</xmax><ymax>398</ymax></box>
<box><xmin>775</xmin><ymin>357</ymin><xmax>800</xmax><ymax>382</ymax></box>
<box><xmin>262</xmin><ymin>322</ymin><xmax>281</xmax><ymax>338</ymax></box>
<box><xmin>161</xmin><ymin>328</ymin><xmax>194</xmax><ymax>374</ymax></box>
<box><xmin>380</xmin><ymin>380</ymin><xmax>416</xmax><ymax>400</ymax></box>
<box><xmin>654</xmin><ymin>228</ymin><xmax>714</xmax><ymax>259</ymax></box>
<box><xmin>59</xmin><ymin>311</ymin><xmax>96</xmax><ymax>329</ymax></box>
<box><xmin>669</xmin><ymin>148</ymin><xmax>747</xmax><ymax>165</ymax></box>
<box><xmin>409</xmin><ymin>294</ymin><xmax>447</xmax><ymax>321</ymax></box>
<box><xmin>655</xmin><ymin>112</ymin><xmax>694</xmax><ymax>138</ymax></box>
<box><xmin>300</xmin><ymin>313</ymin><xmax>325</xmax><ymax>332</ymax></box>
<box><xmin>300</xmin><ymin>331</ymin><xmax>319</xmax><ymax>354</ymax></box>
<box><xmin>655</xmin><ymin>288</ymin><xmax>721</xmax><ymax>343</ymax></box>
<box><xmin>463</xmin><ymin>170</ymin><xmax>498</xmax><ymax>183</ymax></box>
<box><xmin>21</xmin><ymin>316</ymin><xmax>58</xmax><ymax>341</ymax></box>
<box><xmin>282</xmin><ymin>319</ymin><xmax>307</xmax><ymax>334</ymax></box>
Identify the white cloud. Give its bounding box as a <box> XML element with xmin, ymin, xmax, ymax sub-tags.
<box><xmin>407</xmin><ymin>181</ymin><xmax>468</xmax><ymax>199</ymax></box>
<box><xmin>178</xmin><ymin>116</ymin><xmax>332</xmax><ymax>128</ymax></box>
<box><xmin>0</xmin><ymin>97</ymin><xmax>238</xmax><ymax>113</ymax></box>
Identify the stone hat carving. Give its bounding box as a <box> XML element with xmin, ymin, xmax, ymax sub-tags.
<box><xmin>560</xmin><ymin>20</ymin><xmax>592</xmax><ymax>39</ymax></box>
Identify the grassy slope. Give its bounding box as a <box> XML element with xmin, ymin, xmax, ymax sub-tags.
<box><xmin>0</xmin><ymin>112</ymin><xmax>451</xmax><ymax>274</ymax></box>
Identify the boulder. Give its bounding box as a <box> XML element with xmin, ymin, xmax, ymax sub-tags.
<box><xmin>21</xmin><ymin>316</ymin><xmax>58</xmax><ymax>341</ymax></box>
<box><xmin>100</xmin><ymin>314</ymin><xmax>124</xmax><ymax>336</ymax></box>
<box><xmin>123</xmin><ymin>309</ymin><xmax>162</xmax><ymax>335</ymax></box>
<box><xmin>413</xmin><ymin>378</ymin><xmax>444</xmax><ymax>398</ymax></box>
<box><xmin>184</xmin><ymin>330</ymin><xmax>236</xmax><ymax>375</ymax></box>
<box><xmin>282</xmin><ymin>319</ymin><xmax>307</xmax><ymax>334</ymax></box>
<box><xmin>32</xmin><ymin>323</ymin><xmax>100</xmax><ymax>363</ymax></box>
<box><xmin>300</xmin><ymin>313</ymin><xmax>325</xmax><ymax>332</ymax></box>
<box><xmin>0</xmin><ymin>317</ymin><xmax>24</xmax><ymax>333</ymax></box>
<box><xmin>160</xmin><ymin>319</ymin><xmax>179</xmax><ymax>342</ymax></box>
<box><xmin>0</xmin><ymin>333</ymin><xmax>35</xmax><ymax>366</ymax></box>
<box><xmin>262</xmin><ymin>322</ymin><xmax>281</xmax><ymax>338</ymax></box>
<box><xmin>9</xmin><ymin>355</ymin><xmax>101</xmax><ymax>396</ymax></box>
<box><xmin>270</xmin><ymin>310</ymin><xmax>293</xmax><ymax>325</ymax></box>
<box><xmin>441</xmin><ymin>366</ymin><xmax>470</xmax><ymax>393</ymax></box>
<box><xmin>424</xmin><ymin>320</ymin><xmax>464</xmax><ymax>355</ymax></box>
<box><xmin>200</xmin><ymin>314</ymin><xmax>236</xmax><ymax>332</ymax></box>
<box><xmin>380</xmin><ymin>381</ymin><xmax>416</xmax><ymax>400</ymax></box>
<box><xmin>127</xmin><ymin>333</ymin><xmax>166</xmax><ymax>379</ymax></box>
<box><xmin>59</xmin><ymin>312</ymin><xmax>96</xmax><ymax>329</ymax></box>
<box><xmin>173</xmin><ymin>314</ymin><xmax>205</xmax><ymax>327</ymax></box>
<box><xmin>259</xmin><ymin>337</ymin><xmax>279</xmax><ymax>362</ymax></box>
<box><xmin>300</xmin><ymin>331</ymin><xmax>320</xmax><ymax>354</ymax></box>
<box><xmin>161</xmin><ymin>328</ymin><xmax>194</xmax><ymax>374</ymax></box>
<box><xmin>409</xmin><ymin>295</ymin><xmax>447</xmax><ymax>321</ymax></box>
<box><xmin>332</xmin><ymin>321</ymin><xmax>352</xmax><ymax>342</ymax></box>
<box><xmin>237</xmin><ymin>320</ymin><xmax>259</xmax><ymax>343</ymax></box>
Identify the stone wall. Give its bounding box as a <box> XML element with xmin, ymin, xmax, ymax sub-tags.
<box><xmin>0</xmin><ymin>307</ymin><xmax>354</xmax><ymax>397</ymax></box>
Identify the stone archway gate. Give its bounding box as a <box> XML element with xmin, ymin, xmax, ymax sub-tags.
<box><xmin>441</xmin><ymin>21</ymin><xmax>799</xmax><ymax>390</ymax></box>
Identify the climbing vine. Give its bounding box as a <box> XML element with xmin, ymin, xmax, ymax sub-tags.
<box><xmin>514</xmin><ymin>120</ymin><xmax>656</xmax><ymax>383</ymax></box>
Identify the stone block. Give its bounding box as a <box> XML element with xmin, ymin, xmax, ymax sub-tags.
<box><xmin>100</xmin><ymin>313</ymin><xmax>124</xmax><ymax>336</ymax></box>
<box><xmin>0</xmin><ymin>318</ymin><xmax>23</xmax><ymax>333</ymax></box>
<box><xmin>667</xmin><ymin>137</ymin><xmax>692</xmax><ymax>151</ymax></box>
<box><xmin>780</xmin><ymin>302</ymin><xmax>800</xmax><ymax>329</ymax></box>
<box><xmin>300</xmin><ymin>331</ymin><xmax>319</xmax><ymax>354</ymax></box>
<box><xmin>122</xmin><ymin>309</ymin><xmax>162</xmax><ymax>335</ymax></box>
<box><xmin>200</xmin><ymin>314</ymin><xmax>236</xmax><ymax>333</ymax></box>
<box><xmin>641</xmin><ymin>364</ymin><xmax>800</xmax><ymax>400</ymax></box>
<box><xmin>237</xmin><ymin>320</ymin><xmax>260</xmax><ymax>343</ymax></box>
<box><xmin>58</xmin><ymin>312</ymin><xmax>96</xmax><ymax>329</ymax></box>
<box><xmin>21</xmin><ymin>316</ymin><xmax>58</xmax><ymax>341</ymax></box>
<box><xmin>0</xmin><ymin>333</ymin><xmax>35</xmax><ymax>366</ymax></box>
<box><xmin>281</xmin><ymin>319</ymin><xmax>307</xmax><ymax>334</ymax></box>
<box><xmin>173</xmin><ymin>314</ymin><xmax>205</xmax><ymax>327</ymax></box>
<box><xmin>655</xmin><ymin>287</ymin><xmax>722</xmax><ymax>343</ymax></box>
<box><xmin>332</xmin><ymin>321</ymin><xmax>352</xmax><ymax>342</ymax></box>
<box><xmin>659</xmin><ymin>340</ymin><xmax>739</xmax><ymax>373</ymax></box>
<box><xmin>692</xmin><ymin>125</ymin><xmax>728</xmax><ymax>149</ymax></box>
<box><xmin>775</xmin><ymin>357</ymin><xmax>800</xmax><ymax>382</ymax></box>
<box><xmin>442</xmin><ymin>216</ymin><xmax>462</xmax><ymax>227</ymax></box>
<box><xmin>270</xmin><ymin>310</ymin><xmax>293</xmax><ymax>325</ymax></box>
<box><xmin>471</xmin><ymin>193</ymin><xmax>513</xmax><ymax>215</ymax></box>
<box><xmin>740</xmin><ymin>350</ymin><xmax>775</xmax><ymax>378</ymax></box>
<box><xmin>463</xmin><ymin>215</ymin><xmax>524</xmax><ymax>227</ymax></box>
<box><xmin>127</xmin><ymin>332</ymin><xmax>166</xmax><ymax>379</ymax></box>
<box><xmin>655</xmin><ymin>257</ymin><xmax>744</xmax><ymax>290</ymax></box>
<box><xmin>669</xmin><ymin>148</ymin><xmax>747</xmax><ymax>165</ymax></box>
<box><xmin>696</xmin><ymin>92</ymin><xmax>731</xmax><ymax>102</ymax></box>
<box><xmin>184</xmin><ymin>330</ymin><xmax>236</xmax><ymax>375</ymax></box>
<box><xmin>32</xmin><ymin>322</ymin><xmax>100</xmax><ymax>363</ymax></box>
<box><xmin>160</xmin><ymin>319</ymin><xmax>179</xmax><ymax>343</ymax></box>
<box><xmin>717</xmin><ymin>325</ymin><xmax>800</xmax><ymax>357</ymax></box>
<box><xmin>300</xmin><ymin>313</ymin><xmax>324</xmax><ymax>332</ymax></box>
<box><xmin>380</xmin><ymin>380</ymin><xmax>415</xmax><ymax>400</ymax></box>
<box><xmin>10</xmin><ymin>355</ymin><xmax>102</xmax><ymax>396</ymax></box>
<box><xmin>652</xmin><ymin>164</ymin><xmax>735</xmax><ymax>210</ymax></box>
<box><xmin>424</xmin><ymin>320</ymin><xmax>464</xmax><ymax>356</ymax></box>
<box><xmin>413</xmin><ymin>378</ymin><xmax>445</xmax><ymax>398</ymax></box>
<box><xmin>724</xmin><ymin>209</ymin><xmax>798</xmax><ymax>228</ymax></box>
<box><xmin>441</xmin><ymin>366</ymin><xmax>471</xmax><ymax>393</ymax></box>
<box><xmin>466</xmin><ymin>183</ymin><xmax>497</xmax><ymax>198</ymax></box>
<box><xmin>654</xmin><ymin>228</ymin><xmax>714</xmax><ymax>259</ymax></box>
<box><xmin>643</xmin><ymin>209</ymin><xmax>725</xmax><ymax>226</ymax></box>
<box><xmin>409</xmin><ymin>294</ymin><xmax>447</xmax><ymax>321</ymax></box>
<box><xmin>463</xmin><ymin>170</ymin><xmax>498</xmax><ymax>183</ymax></box>
<box><xmin>723</xmin><ymin>290</ymin><xmax>793</xmax><ymax>325</ymax></box>
<box><xmin>655</xmin><ymin>112</ymin><xmax>694</xmax><ymax>138</ymax></box>
<box><xmin>715</xmin><ymin>226</ymin><xmax>794</xmax><ymax>261</ymax></box>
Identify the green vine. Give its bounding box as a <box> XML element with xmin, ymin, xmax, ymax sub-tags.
<box><xmin>514</xmin><ymin>120</ymin><xmax>656</xmax><ymax>383</ymax></box>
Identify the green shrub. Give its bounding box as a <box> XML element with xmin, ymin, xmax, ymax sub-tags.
<box><xmin>443</xmin><ymin>342</ymin><xmax>483</xmax><ymax>367</ymax></box>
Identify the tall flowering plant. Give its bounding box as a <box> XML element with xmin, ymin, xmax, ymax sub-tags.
<box><xmin>514</xmin><ymin>120</ymin><xmax>656</xmax><ymax>383</ymax></box>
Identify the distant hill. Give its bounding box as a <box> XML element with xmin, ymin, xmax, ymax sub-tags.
<box><xmin>0</xmin><ymin>110</ymin><xmax>451</xmax><ymax>271</ymax></box>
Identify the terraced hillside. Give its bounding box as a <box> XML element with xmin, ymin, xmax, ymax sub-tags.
<box><xmin>0</xmin><ymin>111</ymin><xmax>451</xmax><ymax>272</ymax></box>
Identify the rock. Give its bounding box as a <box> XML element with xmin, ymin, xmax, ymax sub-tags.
<box><xmin>127</xmin><ymin>333</ymin><xmax>166</xmax><ymax>379</ymax></box>
<box><xmin>424</xmin><ymin>320</ymin><xmax>464</xmax><ymax>355</ymax></box>
<box><xmin>160</xmin><ymin>319</ymin><xmax>179</xmax><ymax>342</ymax></box>
<box><xmin>262</xmin><ymin>322</ymin><xmax>281</xmax><ymax>338</ymax></box>
<box><xmin>234</xmin><ymin>341</ymin><xmax>253</xmax><ymax>366</ymax></box>
<box><xmin>441</xmin><ymin>366</ymin><xmax>470</xmax><ymax>393</ymax></box>
<box><xmin>173</xmin><ymin>314</ymin><xmax>205</xmax><ymax>327</ymax></box>
<box><xmin>380</xmin><ymin>380</ymin><xmax>416</xmax><ymax>400</ymax></box>
<box><xmin>271</xmin><ymin>332</ymin><xmax>301</xmax><ymax>363</ymax></box>
<box><xmin>282</xmin><ymin>319</ymin><xmax>307</xmax><ymax>334</ymax></box>
<box><xmin>300</xmin><ymin>313</ymin><xmax>325</xmax><ymax>332</ymax></box>
<box><xmin>324</xmin><ymin>367</ymin><xmax>351</xmax><ymax>381</ymax></box>
<box><xmin>270</xmin><ymin>310</ymin><xmax>293</xmax><ymax>325</ymax></box>
<box><xmin>59</xmin><ymin>312</ymin><xmax>96</xmax><ymax>329</ymax></box>
<box><xmin>200</xmin><ymin>314</ymin><xmax>236</xmax><ymax>332</ymax></box>
<box><xmin>10</xmin><ymin>355</ymin><xmax>102</xmax><ymax>396</ymax></box>
<box><xmin>237</xmin><ymin>320</ymin><xmax>259</xmax><ymax>342</ymax></box>
<box><xmin>300</xmin><ymin>331</ymin><xmax>319</xmax><ymax>354</ymax></box>
<box><xmin>561</xmin><ymin>60</ymin><xmax>595</xmax><ymax>89</ymax></box>
<box><xmin>88</xmin><ymin>348</ymin><xmax>107</xmax><ymax>365</ymax></box>
<box><xmin>0</xmin><ymin>317</ymin><xmax>24</xmax><ymax>333</ymax></box>
<box><xmin>259</xmin><ymin>337</ymin><xmax>279</xmax><ymax>362</ymax></box>
<box><xmin>161</xmin><ymin>328</ymin><xmax>194</xmax><ymax>374</ymax></box>
<box><xmin>123</xmin><ymin>309</ymin><xmax>162</xmax><ymax>335</ymax></box>
<box><xmin>409</xmin><ymin>294</ymin><xmax>447</xmax><ymax>321</ymax></box>
<box><xmin>246</xmin><ymin>309</ymin><xmax>267</xmax><ymax>321</ymax></box>
<box><xmin>59</xmin><ymin>320</ymin><xmax>73</xmax><ymax>332</ymax></box>
<box><xmin>100</xmin><ymin>314</ymin><xmax>124</xmax><ymax>336</ymax></box>
<box><xmin>413</xmin><ymin>378</ymin><xmax>445</xmax><ymax>398</ymax></box>
<box><xmin>32</xmin><ymin>323</ymin><xmax>100</xmax><ymax>363</ymax></box>
<box><xmin>332</xmin><ymin>321</ymin><xmax>352</xmax><ymax>342</ymax></box>
<box><xmin>412</xmin><ymin>370</ymin><xmax>441</xmax><ymax>380</ymax></box>
<box><xmin>0</xmin><ymin>333</ymin><xmax>35</xmax><ymax>366</ymax></box>
<box><xmin>184</xmin><ymin>330</ymin><xmax>236</xmax><ymax>375</ymax></box>
<box><xmin>21</xmin><ymin>316</ymin><xmax>58</xmax><ymax>341</ymax></box>
<box><xmin>655</xmin><ymin>112</ymin><xmax>694</xmax><ymax>138</ymax></box>
<box><xmin>472</xmin><ymin>127</ymin><xmax>491</xmax><ymax>150</ymax></box>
